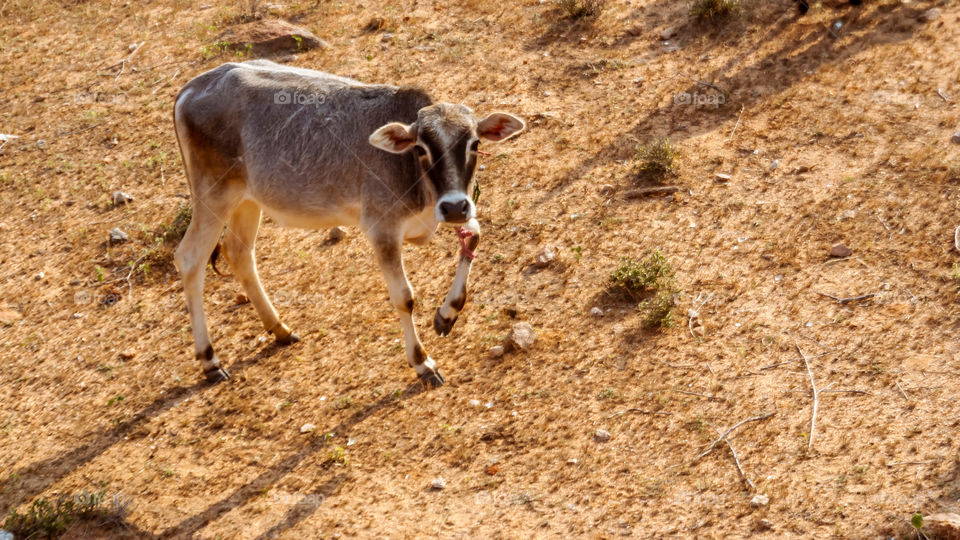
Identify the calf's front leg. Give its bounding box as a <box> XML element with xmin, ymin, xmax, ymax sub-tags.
<box><xmin>434</xmin><ymin>218</ymin><xmax>480</xmax><ymax>336</ymax></box>
<box><xmin>370</xmin><ymin>233</ymin><xmax>445</xmax><ymax>388</ymax></box>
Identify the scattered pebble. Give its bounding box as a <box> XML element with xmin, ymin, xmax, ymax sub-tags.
<box><xmin>715</xmin><ymin>173</ymin><xmax>732</xmax><ymax>182</ymax></box>
<box><xmin>922</xmin><ymin>7</ymin><xmax>941</xmax><ymax>21</ymax></box>
<box><xmin>594</xmin><ymin>429</ymin><xmax>611</xmax><ymax>443</ymax></box>
<box><xmin>505</xmin><ymin>322</ymin><xmax>536</xmax><ymax>350</ymax></box>
<box><xmin>533</xmin><ymin>246</ymin><xmax>556</xmax><ymax>268</ymax></box>
<box><xmin>112</xmin><ymin>191</ymin><xmax>134</xmax><ymax>205</ymax></box>
<box><xmin>952</xmin><ymin>132</ymin><xmax>960</xmax><ymax>145</ymax></box>
<box><xmin>34</xmin><ymin>271</ymin><xmax>44</xmax><ymax>281</ymax></box>
<box><xmin>468</xmin><ymin>399</ymin><xmax>481</xmax><ymax>407</ymax></box>
<box><xmin>431</xmin><ymin>477</ymin><xmax>446</xmax><ymax>490</ymax></box>
<box><xmin>485</xmin><ymin>463</ymin><xmax>500</xmax><ymax>475</ymax></box>
<box><xmin>590</xmin><ymin>307</ymin><xmax>604</xmax><ymax>317</ymax></box>
<box><xmin>770</xmin><ymin>159</ymin><xmax>779</xmax><ymax>170</ymax></box>
<box><xmin>750</xmin><ymin>494</ymin><xmax>770</xmax><ymax>507</ymax></box>
<box><xmin>598</xmin><ymin>184</ymin><xmax>615</xmax><ymax>197</ymax></box>
<box><xmin>829</xmin><ymin>243</ymin><xmax>852</xmax><ymax>258</ymax></box>
<box><xmin>660</xmin><ymin>26</ymin><xmax>677</xmax><ymax>40</ymax></box>
<box><xmin>567</xmin><ymin>458</ymin><xmax>579</xmax><ymax>465</ymax></box>
<box><xmin>235</xmin><ymin>293</ymin><xmax>250</xmax><ymax>304</ymax></box>
<box><xmin>300</xmin><ymin>423</ymin><xmax>316</xmax><ymax>434</ymax></box>
<box><xmin>119</xmin><ymin>348</ymin><xmax>136</xmax><ymax>360</ymax></box>
<box><xmin>328</xmin><ymin>227</ymin><xmax>344</xmax><ymax>243</ymax></box>
<box><xmin>489</xmin><ymin>345</ymin><xmax>505</xmax><ymax>358</ymax></box>
<box><xmin>109</xmin><ymin>227</ymin><xmax>129</xmax><ymax>244</ymax></box>
<box><xmin>758</xmin><ymin>519</ymin><xmax>774</xmax><ymax>531</ymax></box>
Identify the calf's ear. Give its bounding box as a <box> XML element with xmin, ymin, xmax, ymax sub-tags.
<box><xmin>477</xmin><ymin>112</ymin><xmax>525</xmax><ymax>142</ymax></box>
<box><xmin>369</xmin><ymin>122</ymin><xmax>417</xmax><ymax>153</ymax></box>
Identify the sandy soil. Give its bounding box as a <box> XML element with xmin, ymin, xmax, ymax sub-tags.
<box><xmin>2</xmin><ymin>0</ymin><xmax>960</xmax><ymax>537</ymax></box>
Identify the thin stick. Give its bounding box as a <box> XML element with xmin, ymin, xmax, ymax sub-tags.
<box><xmin>693</xmin><ymin>413</ymin><xmax>775</xmax><ymax>461</ymax></box>
<box><xmin>677</xmin><ymin>72</ymin><xmax>727</xmax><ymax>95</ymax></box>
<box><xmin>607</xmin><ymin>408</ymin><xmax>672</xmax><ymax>419</ymax></box>
<box><xmin>727</xmin><ymin>104</ymin><xmax>745</xmax><ymax>142</ymax></box>
<box><xmin>677</xmin><ymin>390</ymin><xmax>726</xmax><ymax>402</ymax></box>
<box><xmin>876</xmin><ymin>213</ymin><xmax>892</xmax><ymax>231</ymax></box>
<box><xmin>115</xmin><ymin>41</ymin><xmax>145</xmax><ymax>80</ymax></box>
<box><xmin>797</xmin><ymin>344</ymin><xmax>820</xmax><ymax>450</ymax></box>
<box><xmin>938</xmin><ymin>88</ymin><xmax>950</xmax><ymax>102</ymax></box>
<box><xmin>717</xmin><ymin>427</ymin><xmax>754</xmax><ymax>489</ymax></box>
<box><xmin>895</xmin><ymin>380</ymin><xmax>909</xmax><ymax>400</ymax></box>
<box><xmin>815</xmin><ymin>291</ymin><xmax>877</xmax><ymax>304</ymax></box>
<box><xmin>820</xmin><ymin>389</ymin><xmax>870</xmax><ymax>396</ymax></box>
<box><xmin>955</xmin><ymin>225</ymin><xmax>960</xmax><ymax>254</ymax></box>
<box><xmin>623</xmin><ymin>186</ymin><xmax>681</xmax><ymax>198</ymax></box>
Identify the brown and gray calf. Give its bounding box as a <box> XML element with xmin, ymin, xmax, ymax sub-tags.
<box><xmin>172</xmin><ymin>60</ymin><xmax>524</xmax><ymax>386</ymax></box>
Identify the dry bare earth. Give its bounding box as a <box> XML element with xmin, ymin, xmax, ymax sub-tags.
<box><xmin>2</xmin><ymin>0</ymin><xmax>960</xmax><ymax>538</ymax></box>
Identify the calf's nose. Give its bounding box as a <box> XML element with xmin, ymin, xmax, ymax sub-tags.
<box><xmin>439</xmin><ymin>199</ymin><xmax>469</xmax><ymax>222</ymax></box>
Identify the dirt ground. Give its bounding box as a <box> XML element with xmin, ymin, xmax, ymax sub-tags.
<box><xmin>2</xmin><ymin>0</ymin><xmax>960</xmax><ymax>537</ymax></box>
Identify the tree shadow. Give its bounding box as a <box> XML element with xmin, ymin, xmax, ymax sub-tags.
<box><xmin>532</xmin><ymin>0</ymin><xmax>932</xmax><ymax>206</ymax></box>
<box><xmin>158</xmin><ymin>381</ymin><xmax>427</xmax><ymax>538</ymax></box>
<box><xmin>0</xmin><ymin>343</ymin><xmax>288</xmax><ymax>516</ymax></box>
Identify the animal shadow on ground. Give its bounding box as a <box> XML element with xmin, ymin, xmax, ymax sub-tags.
<box><xmin>0</xmin><ymin>343</ymin><xmax>289</xmax><ymax>516</ymax></box>
<box><xmin>532</xmin><ymin>1</ymin><xmax>932</xmax><ymax>205</ymax></box>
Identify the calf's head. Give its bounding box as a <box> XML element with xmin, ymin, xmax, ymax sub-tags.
<box><xmin>369</xmin><ymin>103</ymin><xmax>525</xmax><ymax>224</ymax></box>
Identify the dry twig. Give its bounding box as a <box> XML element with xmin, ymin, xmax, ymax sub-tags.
<box><xmin>797</xmin><ymin>344</ymin><xmax>824</xmax><ymax>450</ymax></box>
<box><xmin>716</xmin><ymin>427</ymin><xmax>754</xmax><ymax>489</ymax></box>
<box><xmin>955</xmin><ymin>225</ymin><xmax>960</xmax><ymax>254</ymax></box>
<box><xmin>607</xmin><ymin>408</ymin><xmax>672</xmax><ymax>419</ymax></box>
<box><xmin>895</xmin><ymin>380</ymin><xmax>909</xmax><ymax>400</ymax></box>
<box><xmin>623</xmin><ymin>186</ymin><xmax>681</xmax><ymax>198</ymax></box>
<box><xmin>727</xmin><ymin>104</ymin><xmax>745</xmax><ymax>142</ymax></box>
<box><xmin>693</xmin><ymin>413</ymin><xmax>775</xmax><ymax>461</ymax></box>
<box><xmin>815</xmin><ymin>291</ymin><xmax>877</xmax><ymax>304</ymax></box>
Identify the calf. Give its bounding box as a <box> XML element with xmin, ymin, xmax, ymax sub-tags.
<box><xmin>172</xmin><ymin>60</ymin><xmax>524</xmax><ymax>386</ymax></box>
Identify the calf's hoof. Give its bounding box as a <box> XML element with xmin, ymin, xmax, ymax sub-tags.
<box><xmin>418</xmin><ymin>369</ymin><xmax>446</xmax><ymax>388</ymax></box>
<box><xmin>204</xmin><ymin>366</ymin><xmax>231</xmax><ymax>383</ymax></box>
<box><xmin>433</xmin><ymin>309</ymin><xmax>458</xmax><ymax>337</ymax></box>
<box><xmin>271</xmin><ymin>323</ymin><xmax>300</xmax><ymax>345</ymax></box>
<box><xmin>276</xmin><ymin>332</ymin><xmax>300</xmax><ymax>346</ymax></box>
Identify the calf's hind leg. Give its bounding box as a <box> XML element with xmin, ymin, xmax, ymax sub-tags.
<box><xmin>222</xmin><ymin>200</ymin><xmax>299</xmax><ymax>345</ymax></box>
<box><xmin>174</xmin><ymin>197</ymin><xmax>239</xmax><ymax>382</ymax></box>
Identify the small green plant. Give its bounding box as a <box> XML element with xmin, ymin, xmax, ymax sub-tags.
<box><xmin>641</xmin><ymin>291</ymin><xmax>677</xmax><ymax>328</ymax></box>
<box><xmin>555</xmin><ymin>0</ymin><xmax>605</xmax><ymax>19</ymax></box>
<box><xmin>161</xmin><ymin>204</ymin><xmax>191</xmax><ymax>244</ymax></box>
<box><xmin>690</xmin><ymin>0</ymin><xmax>741</xmax><ymax>19</ymax></box>
<box><xmin>3</xmin><ymin>490</ymin><xmax>127</xmax><ymax>538</ymax></box>
<box><xmin>328</xmin><ymin>445</ymin><xmax>348</xmax><ymax>465</ymax></box>
<box><xmin>610</xmin><ymin>250</ymin><xmax>676</xmax><ymax>296</ymax></box>
<box><xmin>570</xmin><ymin>245</ymin><xmax>582</xmax><ymax>262</ymax></box>
<box><xmin>632</xmin><ymin>138</ymin><xmax>678</xmax><ymax>183</ymax></box>
<box><xmin>597</xmin><ymin>387</ymin><xmax>618</xmax><ymax>400</ymax></box>
<box><xmin>951</xmin><ymin>262</ymin><xmax>960</xmax><ymax>282</ymax></box>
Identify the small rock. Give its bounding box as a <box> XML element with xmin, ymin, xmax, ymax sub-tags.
<box><xmin>362</xmin><ymin>17</ymin><xmax>386</xmax><ymax>32</ymax></box>
<box><xmin>926</xmin><ymin>513</ymin><xmax>960</xmax><ymax>540</ymax></box>
<box><xmin>381</xmin><ymin>32</ymin><xmax>394</xmax><ymax>42</ymax></box>
<box><xmin>750</xmin><ymin>494</ymin><xmax>770</xmax><ymax>507</ymax></box>
<box><xmin>533</xmin><ymin>246</ymin><xmax>556</xmax><ymax>268</ymax></box>
<box><xmin>217</xmin><ymin>19</ymin><xmax>329</xmax><ymax>55</ymax></box>
<box><xmin>327</xmin><ymin>227</ymin><xmax>344</xmax><ymax>243</ymax></box>
<box><xmin>594</xmin><ymin>429</ymin><xmax>611</xmax><ymax>443</ymax></box>
<box><xmin>109</xmin><ymin>227</ymin><xmax>128</xmax><ymax>244</ymax></box>
<box><xmin>715</xmin><ymin>173</ymin><xmax>732</xmax><ymax>182</ymax></box>
<box><xmin>112</xmin><ymin>191</ymin><xmax>134</xmax><ymax>205</ymax></box>
<box><xmin>485</xmin><ymin>464</ymin><xmax>500</xmax><ymax>475</ymax></box>
<box><xmin>119</xmin><ymin>348</ymin><xmax>136</xmax><ymax>360</ymax></box>
<box><xmin>431</xmin><ymin>477</ymin><xmax>446</xmax><ymax>490</ymax></box>
<box><xmin>770</xmin><ymin>159</ymin><xmax>779</xmax><ymax>171</ymax></box>
<box><xmin>468</xmin><ymin>399</ymin><xmax>481</xmax><ymax>407</ymax></box>
<box><xmin>921</xmin><ymin>7</ymin><xmax>941</xmax><ymax>22</ymax></box>
<box><xmin>598</xmin><ymin>184</ymin><xmax>615</xmax><ymax>197</ymax></box>
<box><xmin>590</xmin><ymin>307</ymin><xmax>604</xmax><ymax>317</ymax></box>
<box><xmin>489</xmin><ymin>345</ymin><xmax>505</xmax><ymax>358</ymax></box>
<box><xmin>952</xmin><ymin>132</ymin><xmax>960</xmax><ymax>145</ymax></box>
<box><xmin>793</xmin><ymin>165</ymin><xmax>811</xmax><ymax>174</ymax></box>
<box><xmin>566</xmin><ymin>458</ymin><xmax>579</xmax><ymax>465</ymax></box>
<box><xmin>660</xmin><ymin>26</ymin><xmax>677</xmax><ymax>40</ymax></box>
<box><xmin>34</xmin><ymin>271</ymin><xmax>44</xmax><ymax>281</ymax></box>
<box><xmin>757</xmin><ymin>519</ymin><xmax>774</xmax><ymax>531</ymax></box>
<box><xmin>235</xmin><ymin>293</ymin><xmax>250</xmax><ymax>304</ymax></box>
<box><xmin>1</xmin><ymin>530</ymin><xmax>14</xmax><ymax>540</ymax></box>
<box><xmin>505</xmin><ymin>322</ymin><xmax>536</xmax><ymax>350</ymax></box>
<box><xmin>300</xmin><ymin>423</ymin><xmax>316</xmax><ymax>433</ymax></box>
<box><xmin>829</xmin><ymin>243</ymin><xmax>852</xmax><ymax>258</ymax></box>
